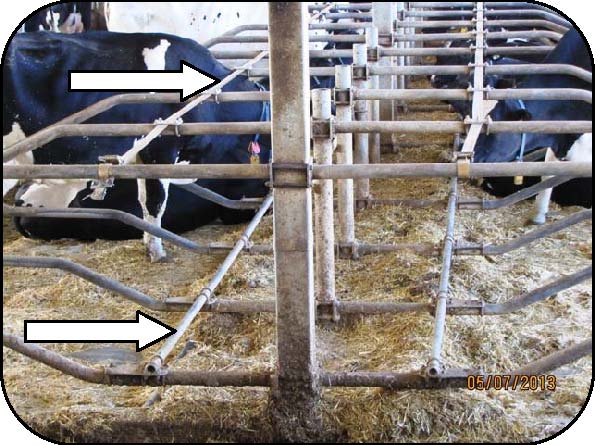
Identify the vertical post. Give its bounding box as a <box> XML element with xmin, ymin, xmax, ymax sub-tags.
<box><xmin>334</xmin><ymin>65</ymin><xmax>356</xmax><ymax>254</ymax></box>
<box><xmin>312</xmin><ymin>89</ymin><xmax>336</xmax><ymax>307</ymax></box>
<box><xmin>268</xmin><ymin>2</ymin><xmax>321</xmax><ymax>440</ymax></box>
<box><xmin>353</xmin><ymin>43</ymin><xmax>371</xmax><ymax>209</ymax></box>
<box><xmin>366</xmin><ymin>27</ymin><xmax>381</xmax><ymax>164</ymax></box>
<box><xmin>396</xmin><ymin>2</ymin><xmax>407</xmax><ymax>91</ymax></box>
<box><xmin>372</xmin><ymin>2</ymin><xmax>395</xmax><ymax>149</ymax></box>
<box><xmin>409</xmin><ymin>2</ymin><xmax>422</xmax><ymax>68</ymax></box>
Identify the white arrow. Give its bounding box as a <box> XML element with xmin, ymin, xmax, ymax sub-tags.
<box><xmin>69</xmin><ymin>60</ymin><xmax>221</xmax><ymax>101</ymax></box>
<box><xmin>24</xmin><ymin>311</ymin><xmax>176</xmax><ymax>352</ymax></box>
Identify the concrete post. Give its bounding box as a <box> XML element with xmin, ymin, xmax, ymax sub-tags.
<box><xmin>268</xmin><ymin>2</ymin><xmax>321</xmax><ymax>441</ymax></box>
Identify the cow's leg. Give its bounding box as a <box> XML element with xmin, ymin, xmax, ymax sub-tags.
<box><xmin>531</xmin><ymin>148</ymin><xmax>558</xmax><ymax>225</ymax></box>
<box><xmin>137</xmin><ymin>178</ymin><xmax>170</xmax><ymax>262</ymax></box>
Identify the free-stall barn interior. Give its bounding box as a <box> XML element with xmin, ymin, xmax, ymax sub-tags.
<box><xmin>2</xmin><ymin>2</ymin><xmax>592</xmax><ymax>443</ymax></box>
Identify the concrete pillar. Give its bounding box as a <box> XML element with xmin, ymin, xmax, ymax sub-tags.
<box><xmin>267</xmin><ymin>2</ymin><xmax>322</xmax><ymax>441</ymax></box>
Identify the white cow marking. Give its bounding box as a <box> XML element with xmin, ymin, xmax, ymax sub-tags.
<box><xmin>45</xmin><ymin>10</ymin><xmax>61</xmax><ymax>32</ymax></box>
<box><xmin>532</xmin><ymin>134</ymin><xmax>592</xmax><ymax>224</ymax></box>
<box><xmin>3</xmin><ymin>122</ymin><xmax>33</xmax><ymax>197</ymax></box>
<box><xmin>142</xmin><ymin>39</ymin><xmax>171</xmax><ymax>70</ymax></box>
<box><xmin>17</xmin><ymin>179</ymin><xmax>89</xmax><ymax>208</ymax></box>
<box><xmin>532</xmin><ymin>147</ymin><xmax>559</xmax><ymax>225</ymax></box>
<box><xmin>137</xmin><ymin>177</ymin><xmax>169</xmax><ymax>262</ymax></box>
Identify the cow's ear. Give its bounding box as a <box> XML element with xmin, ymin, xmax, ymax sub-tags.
<box><xmin>505</xmin><ymin>109</ymin><xmax>532</xmax><ymax>121</ymax></box>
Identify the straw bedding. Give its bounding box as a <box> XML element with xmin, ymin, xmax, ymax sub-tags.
<box><xmin>2</xmin><ymin>81</ymin><xmax>591</xmax><ymax>443</ymax></box>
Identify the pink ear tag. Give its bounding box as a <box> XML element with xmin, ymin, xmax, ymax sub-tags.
<box><xmin>248</xmin><ymin>141</ymin><xmax>261</xmax><ymax>155</ymax></box>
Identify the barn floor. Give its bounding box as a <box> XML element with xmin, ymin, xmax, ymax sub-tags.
<box><xmin>3</xmin><ymin>81</ymin><xmax>592</xmax><ymax>443</ymax></box>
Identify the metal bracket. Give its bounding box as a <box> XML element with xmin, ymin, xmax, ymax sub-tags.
<box><xmin>454</xmin><ymin>241</ymin><xmax>485</xmax><ymax>256</ymax></box>
<box><xmin>317</xmin><ymin>300</ymin><xmax>341</xmax><ymax>323</ymax></box>
<box><xmin>270</xmin><ymin>162</ymin><xmax>313</xmax><ymax>188</ymax></box>
<box><xmin>352</xmin><ymin>64</ymin><xmax>370</xmax><ymax>81</ymax></box>
<box><xmin>311</xmin><ymin>117</ymin><xmax>335</xmax><ymax>141</ymax></box>
<box><xmin>88</xmin><ymin>156</ymin><xmax>119</xmax><ymax>200</ymax></box>
<box><xmin>378</xmin><ymin>32</ymin><xmax>394</xmax><ymax>47</ymax></box>
<box><xmin>367</xmin><ymin>47</ymin><xmax>380</xmax><ymax>63</ymax></box>
<box><xmin>333</xmin><ymin>88</ymin><xmax>353</xmax><ymax>106</ymax></box>
<box><xmin>448</xmin><ymin>298</ymin><xmax>485</xmax><ymax>315</ymax></box>
<box><xmin>455</xmin><ymin>152</ymin><xmax>472</xmax><ymax>178</ymax></box>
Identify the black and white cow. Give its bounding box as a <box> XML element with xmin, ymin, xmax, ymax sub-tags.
<box><xmin>431</xmin><ymin>36</ymin><xmax>554</xmax><ymax>117</ymax></box>
<box><xmin>473</xmin><ymin>29</ymin><xmax>592</xmax><ymax>223</ymax></box>
<box><xmin>23</xmin><ymin>2</ymin><xmax>91</xmax><ymax>33</ymax></box>
<box><xmin>3</xmin><ymin>31</ymin><xmax>271</xmax><ymax>261</ymax></box>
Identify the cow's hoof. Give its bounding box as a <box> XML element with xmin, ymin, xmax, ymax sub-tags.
<box><xmin>150</xmin><ymin>253</ymin><xmax>171</xmax><ymax>263</ymax></box>
<box><xmin>528</xmin><ymin>215</ymin><xmax>547</xmax><ymax>226</ymax></box>
<box><xmin>147</xmin><ymin>250</ymin><xmax>170</xmax><ymax>263</ymax></box>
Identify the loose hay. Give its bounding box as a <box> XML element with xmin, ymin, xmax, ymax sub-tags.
<box><xmin>3</xmin><ymin>79</ymin><xmax>591</xmax><ymax>442</ymax></box>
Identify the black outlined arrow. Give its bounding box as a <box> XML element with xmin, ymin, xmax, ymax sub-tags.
<box><xmin>69</xmin><ymin>60</ymin><xmax>221</xmax><ymax>101</ymax></box>
<box><xmin>24</xmin><ymin>310</ymin><xmax>176</xmax><ymax>352</ymax></box>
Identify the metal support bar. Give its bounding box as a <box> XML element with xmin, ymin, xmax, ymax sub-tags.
<box><xmin>312</xmin><ymin>89</ymin><xmax>336</xmax><ymax>311</ymax></box>
<box><xmin>458</xmin><ymin>176</ymin><xmax>575</xmax><ymax>210</ymax></box>
<box><xmin>483</xmin><ymin>266</ymin><xmax>593</xmax><ymax>315</ymax></box>
<box><xmin>3</xmin><ymin>205</ymin><xmax>211</xmax><ymax>253</ymax></box>
<box><xmin>5</xmin><ymin>161</ymin><xmax>591</xmax><ymax>181</ymax></box>
<box><xmin>366</xmin><ymin>27</ymin><xmax>381</xmax><ymax>164</ymax></box>
<box><xmin>460</xmin><ymin>2</ymin><xmax>485</xmax><ymax>155</ymax></box>
<box><xmin>144</xmin><ymin>194</ymin><xmax>273</xmax><ymax>375</ymax></box>
<box><xmin>353</xmin><ymin>44</ymin><xmax>371</xmax><ymax>206</ymax></box>
<box><xmin>3</xmin><ymin>255</ymin><xmax>173</xmax><ymax>311</ymax></box>
<box><xmin>4</xmin><ymin>121</ymin><xmax>271</xmax><ymax>162</ymax></box>
<box><xmin>427</xmin><ymin>177</ymin><xmax>458</xmax><ymax>377</ymax></box>
<box><xmin>211</xmin><ymin>46</ymin><xmax>555</xmax><ymax>60</ymax></box>
<box><xmin>404</xmin><ymin>9</ymin><xmax>570</xmax><ymax>28</ymax></box>
<box><xmin>391</xmin><ymin>30</ymin><xmax>562</xmax><ymax>42</ymax></box>
<box><xmin>481</xmin><ymin>209</ymin><xmax>592</xmax><ymax>256</ymax></box>
<box><xmin>372</xmin><ymin>1</ymin><xmax>396</xmax><ymax>148</ymax></box>
<box><xmin>5</xmin><ymin>334</ymin><xmax>590</xmax><ymax>389</ymax></box>
<box><xmin>335</xmin><ymin>65</ymin><xmax>356</xmax><ymax>254</ymax></box>
<box><xmin>397</xmin><ymin>19</ymin><xmax>568</xmax><ymax>34</ymax></box>
<box><xmin>174</xmin><ymin>183</ymin><xmax>262</xmax><ymax>210</ymax></box>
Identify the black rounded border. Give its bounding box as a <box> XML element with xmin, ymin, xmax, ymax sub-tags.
<box><xmin>1</xmin><ymin>0</ymin><xmax>593</xmax><ymax>444</ymax></box>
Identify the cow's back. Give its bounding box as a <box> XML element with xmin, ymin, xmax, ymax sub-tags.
<box><xmin>3</xmin><ymin>31</ymin><xmax>238</xmax><ymax>164</ymax></box>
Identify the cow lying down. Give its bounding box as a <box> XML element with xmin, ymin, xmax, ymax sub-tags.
<box><xmin>472</xmin><ymin>29</ymin><xmax>592</xmax><ymax>224</ymax></box>
<box><xmin>3</xmin><ymin>31</ymin><xmax>271</xmax><ymax>262</ymax></box>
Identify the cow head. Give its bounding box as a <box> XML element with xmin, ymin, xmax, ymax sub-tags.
<box><xmin>474</xmin><ymin>99</ymin><xmax>534</xmax><ymax>163</ymax></box>
<box><xmin>14</xmin><ymin>180</ymin><xmax>90</xmax><ymax>209</ymax></box>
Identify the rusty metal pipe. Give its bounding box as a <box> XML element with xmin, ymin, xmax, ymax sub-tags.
<box><xmin>3</xmin><ymin>255</ymin><xmax>171</xmax><ymax>311</ymax></box>
<box><xmin>483</xmin><ymin>266</ymin><xmax>593</xmax><ymax>315</ymax></box>
<box><xmin>458</xmin><ymin>177</ymin><xmax>575</xmax><ymax>210</ymax></box>
<box><xmin>482</xmin><ymin>209</ymin><xmax>592</xmax><ymax>255</ymax></box>
<box><xmin>397</xmin><ymin>19</ymin><xmax>568</xmax><ymax>33</ymax></box>
<box><xmin>144</xmin><ymin>194</ymin><xmax>273</xmax><ymax>375</ymax></box>
<box><xmin>5</xmin><ymin>161</ymin><xmax>592</xmax><ymax>181</ymax></box>
<box><xmin>427</xmin><ymin>177</ymin><xmax>458</xmax><ymax>377</ymax></box>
